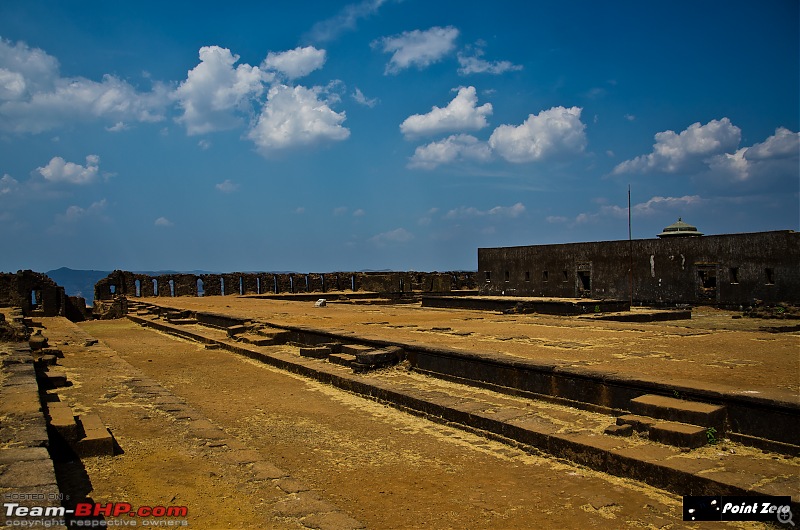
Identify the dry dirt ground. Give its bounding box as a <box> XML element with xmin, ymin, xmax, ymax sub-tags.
<box><xmin>32</xmin><ymin>301</ymin><xmax>793</xmax><ymax>529</ymax></box>
<box><xmin>138</xmin><ymin>297</ymin><xmax>800</xmax><ymax>396</ymax></box>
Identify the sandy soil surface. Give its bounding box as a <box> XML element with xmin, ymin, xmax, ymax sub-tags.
<box><xmin>136</xmin><ymin>296</ymin><xmax>800</xmax><ymax>396</ymax></box>
<box><xmin>34</xmin><ymin>316</ymin><xmax>769</xmax><ymax>529</ymax></box>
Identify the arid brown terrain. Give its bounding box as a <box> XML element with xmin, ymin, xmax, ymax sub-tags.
<box><xmin>3</xmin><ymin>297</ymin><xmax>797</xmax><ymax>529</ymax></box>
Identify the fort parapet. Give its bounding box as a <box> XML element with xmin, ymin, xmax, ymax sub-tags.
<box><xmin>94</xmin><ymin>270</ymin><xmax>478</xmax><ymax>302</ymax></box>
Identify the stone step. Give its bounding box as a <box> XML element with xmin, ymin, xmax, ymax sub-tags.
<box><xmin>354</xmin><ymin>346</ymin><xmax>404</xmax><ymax>367</ymax></box>
<box><xmin>255</xmin><ymin>329</ymin><xmax>291</xmax><ymax>343</ymax></box>
<box><xmin>340</xmin><ymin>344</ymin><xmax>375</xmax><ymax>355</ymax></box>
<box><xmin>36</xmin><ymin>354</ymin><xmax>58</xmax><ymax>366</ymax></box>
<box><xmin>46</xmin><ymin>400</ymin><xmax>79</xmax><ymax>442</ymax></box>
<box><xmin>321</xmin><ymin>342</ymin><xmax>342</xmax><ymax>354</ymax></box>
<box><xmin>76</xmin><ymin>414</ymin><xmax>114</xmax><ymax>457</ymax></box>
<box><xmin>328</xmin><ymin>353</ymin><xmax>356</xmax><ymax>367</ymax></box>
<box><xmin>238</xmin><ymin>335</ymin><xmax>277</xmax><ymax>347</ymax></box>
<box><xmin>616</xmin><ymin>414</ymin><xmax>657</xmax><ymax>433</ymax></box>
<box><xmin>164</xmin><ymin>310</ymin><xmax>192</xmax><ymax>320</ymax></box>
<box><xmin>226</xmin><ymin>325</ymin><xmax>247</xmax><ymax>337</ymax></box>
<box><xmin>629</xmin><ymin>394</ymin><xmax>726</xmax><ymax>430</ymax></box>
<box><xmin>166</xmin><ymin>318</ymin><xmax>197</xmax><ymax>325</ymax></box>
<box><xmin>299</xmin><ymin>346</ymin><xmax>331</xmax><ymax>359</ymax></box>
<box><xmin>648</xmin><ymin>421</ymin><xmax>709</xmax><ymax>449</ymax></box>
<box><xmin>40</xmin><ymin>369</ymin><xmax>68</xmax><ymax>388</ymax></box>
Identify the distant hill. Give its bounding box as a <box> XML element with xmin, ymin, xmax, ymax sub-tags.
<box><xmin>46</xmin><ymin>267</ymin><xmax>111</xmax><ymax>305</ymax></box>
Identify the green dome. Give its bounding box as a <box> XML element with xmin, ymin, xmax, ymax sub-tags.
<box><xmin>657</xmin><ymin>217</ymin><xmax>703</xmax><ymax>238</ymax></box>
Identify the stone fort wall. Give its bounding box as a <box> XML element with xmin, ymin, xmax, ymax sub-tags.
<box><xmin>95</xmin><ymin>270</ymin><xmax>478</xmax><ymax>302</ymax></box>
<box><xmin>478</xmin><ymin>230</ymin><xmax>800</xmax><ymax>306</ymax></box>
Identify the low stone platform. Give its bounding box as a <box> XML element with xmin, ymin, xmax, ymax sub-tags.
<box><xmin>422</xmin><ymin>295</ymin><xmax>630</xmax><ymax>315</ymax></box>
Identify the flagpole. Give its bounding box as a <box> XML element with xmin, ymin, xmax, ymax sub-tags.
<box><xmin>628</xmin><ymin>185</ymin><xmax>633</xmax><ymax>308</ymax></box>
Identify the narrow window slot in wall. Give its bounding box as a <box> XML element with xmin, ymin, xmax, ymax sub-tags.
<box><xmin>484</xmin><ymin>271</ymin><xmax>491</xmax><ymax>282</ymax></box>
<box><xmin>220</xmin><ymin>278</ymin><xmax>225</xmax><ymax>296</ymax></box>
<box><xmin>562</xmin><ymin>270</ymin><xmax>568</xmax><ymax>282</ymax></box>
<box><xmin>524</xmin><ymin>271</ymin><xmax>530</xmax><ymax>282</ymax></box>
<box><xmin>765</xmin><ymin>268</ymin><xmax>775</xmax><ymax>285</ymax></box>
<box><xmin>135</xmin><ymin>280</ymin><xmax>141</xmax><ymax>297</ymax></box>
<box><xmin>169</xmin><ymin>279</ymin><xmax>175</xmax><ymax>297</ymax></box>
<box><xmin>542</xmin><ymin>271</ymin><xmax>549</xmax><ymax>282</ymax></box>
<box><xmin>730</xmin><ymin>267</ymin><xmax>739</xmax><ymax>284</ymax></box>
<box><xmin>152</xmin><ymin>279</ymin><xmax>158</xmax><ymax>296</ymax></box>
<box><xmin>504</xmin><ymin>270</ymin><xmax>510</xmax><ymax>282</ymax></box>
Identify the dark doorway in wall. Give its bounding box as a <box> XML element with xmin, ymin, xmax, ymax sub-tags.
<box><xmin>197</xmin><ymin>278</ymin><xmax>204</xmax><ymax>296</ymax></box>
<box><xmin>577</xmin><ymin>270</ymin><xmax>591</xmax><ymax>296</ymax></box>
<box><xmin>256</xmin><ymin>277</ymin><xmax>261</xmax><ymax>295</ymax></box>
<box><xmin>169</xmin><ymin>279</ymin><xmax>175</xmax><ymax>297</ymax></box>
<box><xmin>696</xmin><ymin>264</ymin><xmax>718</xmax><ymax>302</ymax></box>
<box><xmin>31</xmin><ymin>290</ymin><xmax>40</xmax><ymax>309</ymax></box>
<box><xmin>220</xmin><ymin>278</ymin><xmax>225</xmax><ymax>296</ymax></box>
<box><xmin>239</xmin><ymin>277</ymin><xmax>244</xmax><ymax>295</ymax></box>
<box><xmin>135</xmin><ymin>280</ymin><xmax>141</xmax><ymax>297</ymax></box>
<box><xmin>152</xmin><ymin>279</ymin><xmax>158</xmax><ymax>297</ymax></box>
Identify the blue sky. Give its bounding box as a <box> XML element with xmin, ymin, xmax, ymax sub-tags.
<box><xmin>1</xmin><ymin>0</ymin><xmax>797</xmax><ymax>273</ymax></box>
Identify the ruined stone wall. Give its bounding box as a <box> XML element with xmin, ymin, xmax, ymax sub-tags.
<box><xmin>0</xmin><ymin>270</ymin><xmax>65</xmax><ymax>316</ymax></box>
<box><xmin>478</xmin><ymin>230</ymin><xmax>800</xmax><ymax>305</ymax></box>
<box><xmin>94</xmin><ymin>270</ymin><xmax>477</xmax><ymax>301</ymax></box>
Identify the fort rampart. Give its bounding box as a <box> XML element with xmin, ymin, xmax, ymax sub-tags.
<box><xmin>94</xmin><ymin>270</ymin><xmax>477</xmax><ymax>302</ymax></box>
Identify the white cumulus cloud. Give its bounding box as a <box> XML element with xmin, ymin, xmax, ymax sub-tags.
<box><xmin>215</xmin><ymin>179</ymin><xmax>239</xmax><ymax>193</ymax></box>
<box><xmin>37</xmin><ymin>155</ymin><xmax>100</xmax><ymax>185</ymax></box>
<box><xmin>369</xmin><ymin>227</ymin><xmax>414</xmax><ymax>245</ymax></box>
<box><xmin>247</xmin><ymin>84</ymin><xmax>349</xmax><ymax>154</ymax></box>
<box><xmin>408</xmin><ymin>134</ymin><xmax>492</xmax><ymax>170</ymax></box>
<box><xmin>262</xmin><ymin>46</ymin><xmax>326</xmax><ymax>79</ymax></box>
<box><xmin>400</xmin><ymin>86</ymin><xmax>492</xmax><ymax>138</ymax></box>
<box><xmin>0</xmin><ymin>38</ymin><xmax>168</xmax><ymax>133</ymax></box>
<box><xmin>175</xmin><ymin>45</ymin><xmax>271</xmax><ymax>135</ymax></box>
<box><xmin>352</xmin><ymin>87</ymin><xmax>378</xmax><ymax>107</ymax></box>
<box><xmin>58</xmin><ymin>199</ymin><xmax>108</xmax><ymax>223</ymax></box>
<box><xmin>444</xmin><ymin>202</ymin><xmax>525</xmax><ymax>220</ymax></box>
<box><xmin>305</xmin><ymin>0</ymin><xmax>389</xmax><ymax>43</ymax></box>
<box><xmin>706</xmin><ymin>127</ymin><xmax>799</xmax><ymax>184</ymax></box>
<box><xmin>457</xmin><ymin>44</ymin><xmax>522</xmax><ymax>75</ymax></box>
<box><xmin>0</xmin><ymin>174</ymin><xmax>19</xmax><ymax>195</ymax></box>
<box><xmin>489</xmin><ymin>106</ymin><xmax>587</xmax><ymax>163</ymax></box>
<box><xmin>613</xmin><ymin>118</ymin><xmax>741</xmax><ymax>174</ymax></box>
<box><xmin>154</xmin><ymin>216</ymin><xmax>173</xmax><ymax>227</ymax></box>
<box><xmin>374</xmin><ymin>26</ymin><xmax>459</xmax><ymax>74</ymax></box>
